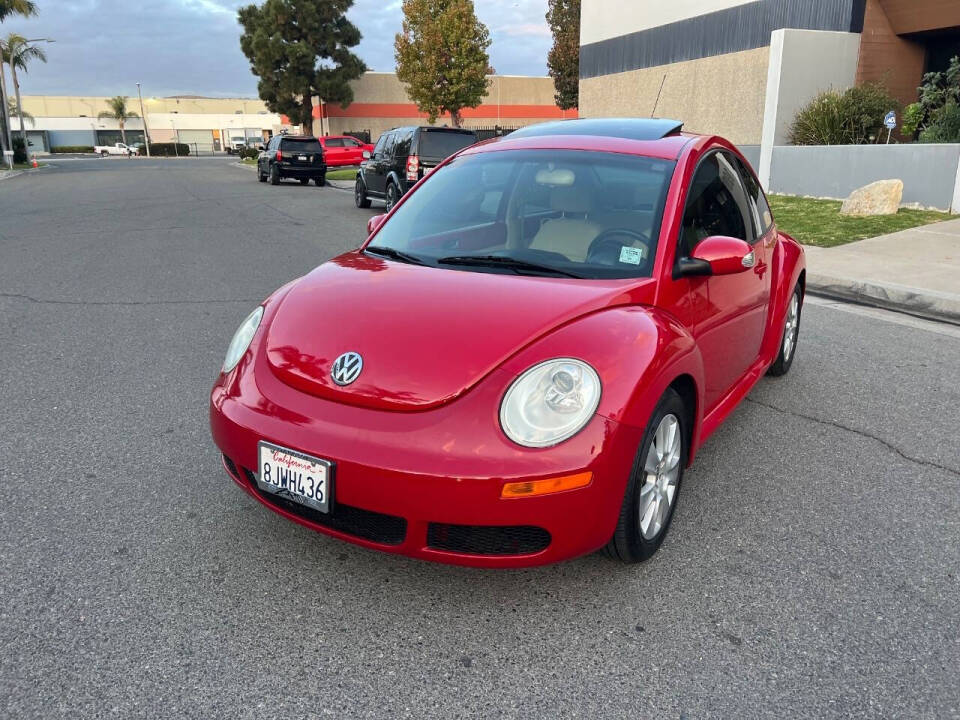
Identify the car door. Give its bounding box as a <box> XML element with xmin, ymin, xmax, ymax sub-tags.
<box><xmin>323</xmin><ymin>137</ymin><xmax>345</xmax><ymax>166</ymax></box>
<box><xmin>341</xmin><ymin>137</ymin><xmax>363</xmax><ymax>165</ymax></box>
<box><xmin>664</xmin><ymin>149</ymin><xmax>769</xmax><ymax>412</ymax></box>
<box><xmin>367</xmin><ymin>132</ymin><xmax>394</xmax><ymax>196</ymax></box>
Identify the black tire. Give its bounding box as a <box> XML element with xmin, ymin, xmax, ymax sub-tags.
<box><xmin>355</xmin><ymin>177</ymin><xmax>371</xmax><ymax>208</ymax></box>
<box><xmin>269</xmin><ymin>164</ymin><xmax>280</xmax><ymax>185</ymax></box>
<box><xmin>257</xmin><ymin>164</ymin><xmax>267</xmax><ymax>182</ymax></box>
<box><xmin>299</xmin><ymin>178</ymin><xmax>310</xmax><ymax>185</ymax></box>
<box><xmin>315</xmin><ymin>175</ymin><xmax>325</xmax><ymax>187</ymax></box>
<box><xmin>100</xmin><ymin>151</ymin><xmax>108</xmax><ymax>157</ymax></box>
<box><xmin>767</xmin><ymin>285</ymin><xmax>802</xmax><ymax>377</ymax></box>
<box><xmin>385</xmin><ymin>181</ymin><xmax>399</xmax><ymax>212</ymax></box>
<box><xmin>605</xmin><ymin>387</ymin><xmax>688</xmax><ymax>563</ymax></box>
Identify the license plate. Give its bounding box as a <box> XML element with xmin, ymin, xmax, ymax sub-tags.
<box><xmin>256</xmin><ymin>441</ymin><xmax>332</xmax><ymax>513</ymax></box>
<box><xmin>298</xmin><ymin>155</ymin><xmax>308</xmax><ymax>161</ymax></box>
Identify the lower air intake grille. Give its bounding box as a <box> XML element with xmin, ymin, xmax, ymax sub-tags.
<box><xmin>427</xmin><ymin>523</ymin><xmax>551</xmax><ymax>555</ymax></box>
<box><xmin>235</xmin><ymin>464</ymin><xmax>407</xmax><ymax>546</ymax></box>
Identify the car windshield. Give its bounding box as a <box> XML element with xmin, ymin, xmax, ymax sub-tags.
<box><xmin>281</xmin><ymin>138</ymin><xmax>322</xmax><ymax>152</ymax></box>
<box><xmin>366</xmin><ymin>150</ymin><xmax>676</xmax><ymax>279</ymax></box>
<box><xmin>417</xmin><ymin>130</ymin><xmax>477</xmax><ymax>159</ymax></box>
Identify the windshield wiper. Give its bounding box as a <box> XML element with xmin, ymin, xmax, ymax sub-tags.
<box><xmin>436</xmin><ymin>255</ymin><xmax>583</xmax><ymax>279</ymax></box>
<box><xmin>364</xmin><ymin>246</ymin><xmax>427</xmax><ymax>266</ymax></box>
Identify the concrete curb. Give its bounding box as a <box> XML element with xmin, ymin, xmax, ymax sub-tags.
<box><xmin>327</xmin><ymin>179</ymin><xmax>353</xmax><ymax>190</ymax></box>
<box><xmin>0</xmin><ymin>169</ymin><xmax>24</xmax><ymax>182</ymax></box>
<box><xmin>807</xmin><ymin>273</ymin><xmax>960</xmax><ymax>326</ymax></box>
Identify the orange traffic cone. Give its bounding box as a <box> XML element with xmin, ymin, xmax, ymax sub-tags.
<box><xmin>30</xmin><ymin>156</ymin><xmax>38</xmax><ymax>169</ymax></box>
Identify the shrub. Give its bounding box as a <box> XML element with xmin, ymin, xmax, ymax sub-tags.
<box><xmin>12</xmin><ymin>137</ymin><xmax>27</xmax><ymax>164</ymax></box>
<box><xmin>51</xmin><ymin>145</ymin><xmax>95</xmax><ymax>153</ymax></box>
<box><xmin>911</xmin><ymin>57</ymin><xmax>960</xmax><ymax>143</ymax></box>
<box><xmin>148</xmin><ymin>142</ymin><xmax>190</xmax><ymax>157</ymax></box>
<box><xmin>789</xmin><ymin>83</ymin><xmax>899</xmax><ymax>145</ymax></box>
<box><xmin>919</xmin><ymin>101</ymin><xmax>960</xmax><ymax>143</ymax></box>
<box><xmin>237</xmin><ymin>146</ymin><xmax>260</xmax><ymax>160</ymax></box>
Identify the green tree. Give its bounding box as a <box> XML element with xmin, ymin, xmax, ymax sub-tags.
<box><xmin>546</xmin><ymin>0</ymin><xmax>579</xmax><ymax>110</ymax></box>
<box><xmin>394</xmin><ymin>0</ymin><xmax>492</xmax><ymax>127</ymax></box>
<box><xmin>909</xmin><ymin>56</ymin><xmax>960</xmax><ymax>143</ymax></box>
<box><xmin>2</xmin><ymin>33</ymin><xmax>46</xmax><ymax>146</ymax></box>
<box><xmin>0</xmin><ymin>0</ymin><xmax>37</xmax><ymax>23</ymax></box>
<box><xmin>238</xmin><ymin>0</ymin><xmax>366</xmax><ymax>131</ymax></box>
<box><xmin>97</xmin><ymin>95</ymin><xmax>138</xmax><ymax>146</ymax></box>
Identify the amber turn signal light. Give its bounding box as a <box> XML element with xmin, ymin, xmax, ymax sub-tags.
<box><xmin>501</xmin><ymin>472</ymin><xmax>593</xmax><ymax>499</ymax></box>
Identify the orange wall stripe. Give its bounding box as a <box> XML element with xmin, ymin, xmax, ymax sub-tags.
<box><xmin>314</xmin><ymin>102</ymin><xmax>578</xmax><ymax>120</ymax></box>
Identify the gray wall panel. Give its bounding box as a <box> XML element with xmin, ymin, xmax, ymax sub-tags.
<box><xmin>580</xmin><ymin>0</ymin><xmax>866</xmax><ymax>78</ymax></box>
<box><xmin>48</xmin><ymin>129</ymin><xmax>96</xmax><ymax>148</ymax></box>
<box><xmin>738</xmin><ymin>145</ymin><xmax>762</xmax><ymax>171</ymax></box>
<box><xmin>769</xmin><ymin>144</ymin><xmax>960</xmax><ymax>210</ymax></box>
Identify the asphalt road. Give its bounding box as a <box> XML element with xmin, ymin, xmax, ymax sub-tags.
<box><xmin>1</xmin><ymin>157</ymin><xmax>958</xmax><ymax>719</ymax></box>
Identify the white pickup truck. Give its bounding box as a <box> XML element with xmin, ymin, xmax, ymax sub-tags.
<box><xmin>94</xmin><ymin>142</ymin><xmax>135</xmax><ymax>157</ymax></box>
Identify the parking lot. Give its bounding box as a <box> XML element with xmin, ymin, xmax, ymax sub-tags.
<box><xmin>1</xmin><ymin>157</ymin><xmax>958</xmax><ymax>718</ymax></box>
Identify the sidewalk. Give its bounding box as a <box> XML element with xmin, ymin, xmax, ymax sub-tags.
<box><xmin>803</xmin><ymin>218</ymin><xmax>960</xmax><ymax>324</ymax></box>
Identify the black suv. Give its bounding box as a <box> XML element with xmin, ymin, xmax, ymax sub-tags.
<box><xmin>355</xmin><ymin>126</ymin><xmax>477</xmax><ymax>210</ymax></box>
<box><xmin>258</xmin><ymin>135</ymin><xmax>326</xmax><ymax>186</ymax></box>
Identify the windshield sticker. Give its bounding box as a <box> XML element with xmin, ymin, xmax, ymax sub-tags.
<box><xmin>619</xmin><ymin>246</ymin><xmax>644</xmax><ymax>265</ymax></box>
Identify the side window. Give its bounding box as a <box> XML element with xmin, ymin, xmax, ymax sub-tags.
<box><xmin>735</xmin><ymin>157</ymin><xmax>774</xmax><ymax>236</ymax></box>
<box><xmin>381</xmin><ymin>132</ymin><xmax>398</xmax><ymax>159</ymax></box>
<box><xmin>345</xmin><ymin>138</ymin><xmax>362</xmax><ymax>147</ymax></box>
<box><xmin>679</xmin><ymin>152</ymin><xmax>754</xmax><ymax>257</ymax></box>
<box><xmin>372</xmin><ymin>133</ymin><xmax>389</xmax><ymax>157</ymax></box>
<box><xmin>395</xmin><ymin>130</ymin><xmax>413</xmax><ymax>159</ymax></box>
<box><xmin>324</xmin><ymin>138</ymin><xmax>344</xmax><ymax>148</ymax></box>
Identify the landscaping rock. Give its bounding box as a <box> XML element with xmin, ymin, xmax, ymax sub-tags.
<box><xmin>840</xmin><ymin>179</ymin><xmax>903</xmax><ymax>216</ymax></box>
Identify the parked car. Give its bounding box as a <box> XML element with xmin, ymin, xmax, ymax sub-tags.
<box><xmin>318</xmin><ymin>135</ymin><xmax>374</xmax><ymax>167</ymax></box>
<box><xmin>94</xmin><ymin>142</ymin><xmax>134</xmax><ymax>157</ymax></box>
<box><xmin>211</xmin><ymin>118</ymin><xmax>806</xmax><ymax>567</ymax></box>
<box><xmin>354</xmin><ymin>126</ymin><xmax>477</xmax><ymax>211</ymax></box>
<box><xmin>257</xmin><ymin>135</ymin><xmax>326</xmax><ymax>186</ymax></box>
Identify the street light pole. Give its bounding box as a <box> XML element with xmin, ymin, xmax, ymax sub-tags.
<box><xmin>136</xmin><ymin>82</ymin><xmax>151</xmax><ymax>157</ymax></box>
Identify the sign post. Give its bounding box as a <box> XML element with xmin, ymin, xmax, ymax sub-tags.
<box><xmin>884</xmin><ymin>111</ymin><xmax>897</xmax><ymax>144</ymax></box>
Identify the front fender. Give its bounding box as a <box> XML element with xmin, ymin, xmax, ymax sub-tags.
<box><xmin>496</xmin><ymin>306</ymin><xmax>707</xmax><ymax>461</ymax></box>
<box><xmin>761</xmin><ymin>232</ymin><xmax>806</xmax><ymax>364</ymax></box>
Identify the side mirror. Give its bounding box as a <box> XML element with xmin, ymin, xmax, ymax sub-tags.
<box><xmin>367</xmin><ymin>214</ymin><xmax>387</xmax><ymax>236</ymax></box>
<box><xmin>362</xmin><ymin>150</ymin><xmax>371</xmax><ymax>160</ymax></box>
<box><xmin>679</xmin><ymin>235</ymin><xmax>754</xmax><ymax>277</ymax></box>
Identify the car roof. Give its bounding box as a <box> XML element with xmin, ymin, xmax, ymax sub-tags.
<box><xmin>387</xmin><ymin>126</ymin><xmax>477</xmax><ymax>134</ymax></box>
<box><xmin>509</xmin><ymin>118</ymin><xmax>684</xmax><ymax>142</ymax></box>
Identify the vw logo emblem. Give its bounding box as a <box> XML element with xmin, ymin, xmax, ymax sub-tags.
<box><xmin>331</xmin><ymin>351</ymin><xmax>363</xmax><ymax>386</ymax></box>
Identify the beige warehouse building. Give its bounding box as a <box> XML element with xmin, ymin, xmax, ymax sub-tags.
<box><xmin>578</xmin><ymin>0</ymin><xmax>960</xmax><ymax>185</ymax></box>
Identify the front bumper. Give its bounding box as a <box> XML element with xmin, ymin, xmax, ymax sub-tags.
<box><xmin>210</xmin><ymin>349</ymin><xmax>643</xmax><ymax>567</ymax></box>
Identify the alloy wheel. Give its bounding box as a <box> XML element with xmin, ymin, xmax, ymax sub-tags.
<box><xmin>638</xmin><ymin>414</ymin><xmax>681</xmax><ymax>540</ymax></box>
<box><xmin>783</xmin><ymin>293</ymin><xmax>800</xmax><ymax>362</ymax></box>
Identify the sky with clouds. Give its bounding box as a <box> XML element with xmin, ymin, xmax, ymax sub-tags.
<box><xmin>2</xmin><ymin>0</ymin><xmax>552</xmax><ymax>97</ymax></box>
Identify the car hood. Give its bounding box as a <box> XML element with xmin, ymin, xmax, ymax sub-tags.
<box><xmin>264</xmin><ymin>251</ymin><xmax>651</xmax><ymax>411</ymax></box>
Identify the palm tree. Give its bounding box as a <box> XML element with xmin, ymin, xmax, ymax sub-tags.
<box><xmin>0</xmin><ymin>1</ymin><xmax>37</xmax><ymax>23</ymax></box>
<box><xmin>1</xmin><ymin>33</ymin><xmax>46</xmax><ymax>146</ymax></box>
<box><xmin>7</xmin><ymin>96</ymin><xmax>29</xmax><ymax>124</ymax></box>
<box><xmin>0</xmin><ymin>2</ymin><xmax>38</xmax><ymax>166</ymax></box>
<box><xmin>98</xmin><ymin>96</ymin><xmax>139</xmax><ymax>146</ymax></box>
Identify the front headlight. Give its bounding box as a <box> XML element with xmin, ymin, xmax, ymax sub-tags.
<box><xmin>222</xmin><ymin>306</ymin><xmax>264</xmax><ymax>373</ymax></box>
<box><xmin>500</xmin><ymin>358</ymin><xmax>601</xmax><ymax>448</ymax></box>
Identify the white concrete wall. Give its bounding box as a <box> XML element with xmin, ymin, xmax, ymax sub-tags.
<box><xmin>758</xmin><ymin>28</ymin><xmax>862</xmax><ymax>187</ymax></box>
<box><xmin>580</xmin><ymin>0</ymin><xmax>755</xmax><ymax>44</ymax></box>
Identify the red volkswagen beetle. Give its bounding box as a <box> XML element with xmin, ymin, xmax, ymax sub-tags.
<box><xmin>210</xmin><ymin>119</ymin><xmax>805</xmax><ymax>567</ymax></box>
